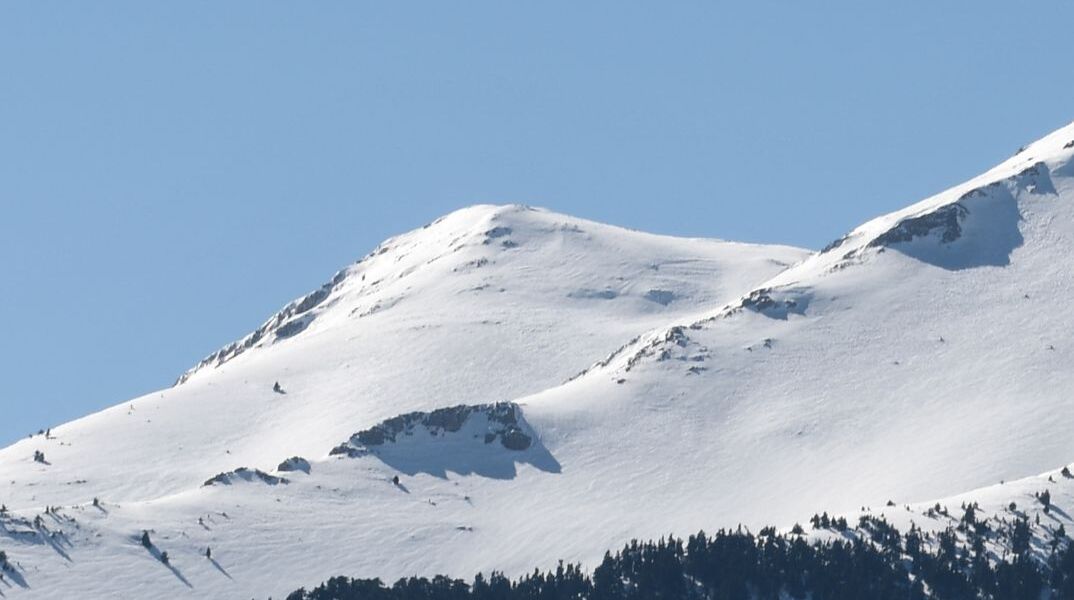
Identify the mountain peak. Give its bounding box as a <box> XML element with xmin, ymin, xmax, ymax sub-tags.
<box><xmin>173</xmin><ymin>204</ymin><xmax>558</xmax><ymax>384</ymax></box>
<box><xmin>175</xmin><ymin>203</ymin><xmax>804</xmax><ymax>385</ymax></box>
<box><xmin>8</xmin><ymin>122</ymin><xmax>1074</xmax><ymax>599</ymax></box>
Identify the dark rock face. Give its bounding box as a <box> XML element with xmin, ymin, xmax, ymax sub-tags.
<box><xmin>482</xmin><ymin>226</ymin><xmax>513</xmax><ymax>243</ymax></box>
<box><xmin>869</xmin><ymin>204</ymin><xmax>968</xmax><ymax>248</ymax></box>
<box><xmin>203</xmin><ymin>467</ymin><xmax>288</xmax><ymax>487</ymax></box>
<box><xmin>1012</xmin><ymin>162</ymin><xmax>1057</xmax><ymax>195</ymax></box>
<box><xmin>329</xmin><ymin>445</ymin><xmax>367</xmax><ymax>458</ymax></box>
<box><xmin>481</xmin><ymin>225</ymin><xmax>520</xmax><ymax>249</ymax></box>
<box><xmin>623</xmin><ymin>326</ymin><xmax>689</xmax><ymax>371</ymax></box>
<box><xmin>275</xmin><ymin>315</ymin><xmax>313</xmax><ymax>340</ymax></box>
<box><xmin>276</xmin><ymin>456</ymin><xmax>311</xmax><ymax>474</ymax></box>
<box><xmin>330</xmin><ymin>403</ymin><xmax>532</xmax><ymax>458</ymax></box>
<box><xmin>865</xmin><ymin>164</ymin><xmax>1047</xmax><ymax>271</ymax></box>
<box><xmin>569</xmin><ymin>289</ymin><xmax>619</xmax><ymax>300</ymax></box>
<box><xmin>820</xmin><ymin>234</ymin><xmax>852</xmax><ymax>254</ymax></box>
<box><xmin>500</xmin><ymin>428</ymin><xmax>532</xmax><ymax>451</ymax></box>
<box><xmin>821</xmin><ymin>164</ymin><xmax>1049</xmax><ymax>273</ymax></box>
<box><xmin>735</xmin><ymin>288</ymin><xmax>808</xmax><ymax>320</ymax></box>
<box><xmin>740</xmin><ymin>288</ymin><xmax>780</xmax><ymax>312</ymax></box>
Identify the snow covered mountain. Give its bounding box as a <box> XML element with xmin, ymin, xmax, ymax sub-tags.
<box><xmin>3</xmin><ymin>121</ymin><xmax>1074</xmax><ymax>599</ymax></box>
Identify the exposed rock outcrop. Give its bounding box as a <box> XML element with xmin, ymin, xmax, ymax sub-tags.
<box><xmin>330</xmin><ymin>403</ymin><xmax>533</xmax><ymax>458</ymax></box>
<box><xmin>869</xmin><ymin>203</ymin><xmax>968</xmax><ymax>248</ymax></box>
<box><xmin>276</xmin><ymin>456</ymin><xmax>311</xmax><ymax>474</ymax></box>
<box><xmin>203</xmin><ymin>467</ymin><xmax>289</xmax><ymax>487</ymax></box>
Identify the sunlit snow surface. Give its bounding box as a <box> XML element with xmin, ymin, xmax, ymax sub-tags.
<box><xmin>2</xmin><ymin>123</ymin><xmax>1074</xmax><ymax>598</ymax></box>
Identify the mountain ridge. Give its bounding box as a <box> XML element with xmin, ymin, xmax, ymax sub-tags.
<box><xmin>3</xmin><ymin>121</ymin><xmax>1074</xmax><ymax>598</ymax></box>
<box><xmin>175</xmin><ymin>203</ymin><xmax>806</xmax><ymax>386</ymax></box>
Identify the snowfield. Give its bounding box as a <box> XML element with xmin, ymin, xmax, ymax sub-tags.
<box><xmin>2</xmin><ymin>122</ymin><xmax>1074</xmax><ymax>598</ymax></box>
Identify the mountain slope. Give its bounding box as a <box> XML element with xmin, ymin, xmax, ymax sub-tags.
<box><xmin>3</xmin><ymin>122</ymin><xmax>1074</xmax><ymax>599</ymax></box>
<box><xmin>0</xmin><ymin>204</ymin><xmax>804</xmax><ymax>507</ymax></box>
<box><xmin>502</xmin><ymin>121</ymin><xmax>1074</xmax><ymax>546</ymax></box>
<box><xmin>0</xmin><ymin>204</ymin><xmax>807</xmax><ymax>598</ymax></box>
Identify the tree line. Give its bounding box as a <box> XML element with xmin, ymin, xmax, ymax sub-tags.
<box><xmin>286</xmin><ymin>507</ymin><xmax>1074</xmax><ymax>600</ymax></box>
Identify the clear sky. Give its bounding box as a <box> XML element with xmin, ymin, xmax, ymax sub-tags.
<box><xmin>2</xmin><ymin>2</ymin><xmax>1072</xmax><ymax>446</ymax></box>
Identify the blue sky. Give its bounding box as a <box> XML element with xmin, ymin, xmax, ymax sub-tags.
<box><xmin>2</xmin><ymin>2</ymin><xmax>1072</xmax><ymax>445</ymax></box>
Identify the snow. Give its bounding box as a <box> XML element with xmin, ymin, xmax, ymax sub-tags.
<box><xmin>807</xmin><ymin>462</ymin><xmax>1074</xmax><ymax>574</ymax></box>
<box><xmin>2</xmin><ymin>122</ymin><xmax>1074</xmax><ymax>598</ymax></box>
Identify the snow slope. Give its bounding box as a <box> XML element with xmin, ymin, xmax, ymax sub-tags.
<box><xmin>0</xmin><ymin>204</ymin><xmax>805</xmax><ymax>597</ymax></box>
<box><xmin>802</xmin><ymin>460</ymin><xmax>1074</xmax><ymax>583</ymax></box>
<box><xmin>2</xmin><ymin>122</ymin><xmax>1074</xmax><ymax>598</ymax></box>
<box><xmin>0</xmin><ymin>205</ymin><xmax>803</xmax><ymax>506</ymax></box>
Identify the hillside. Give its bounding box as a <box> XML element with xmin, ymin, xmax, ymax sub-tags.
<box><xmin>284</xmin><ymin>461</ymin><xmax>1074</xmax><ymax>599</ymax></box>
<box><xmin>0</xmin><ymin>204</ymin><xmax>803</xmax><ymax>505</ymax></box>
<box><xmin>2</xmin><ymin>121</ymin><xmax>1074</xmax><ymax>598</ymax></box>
